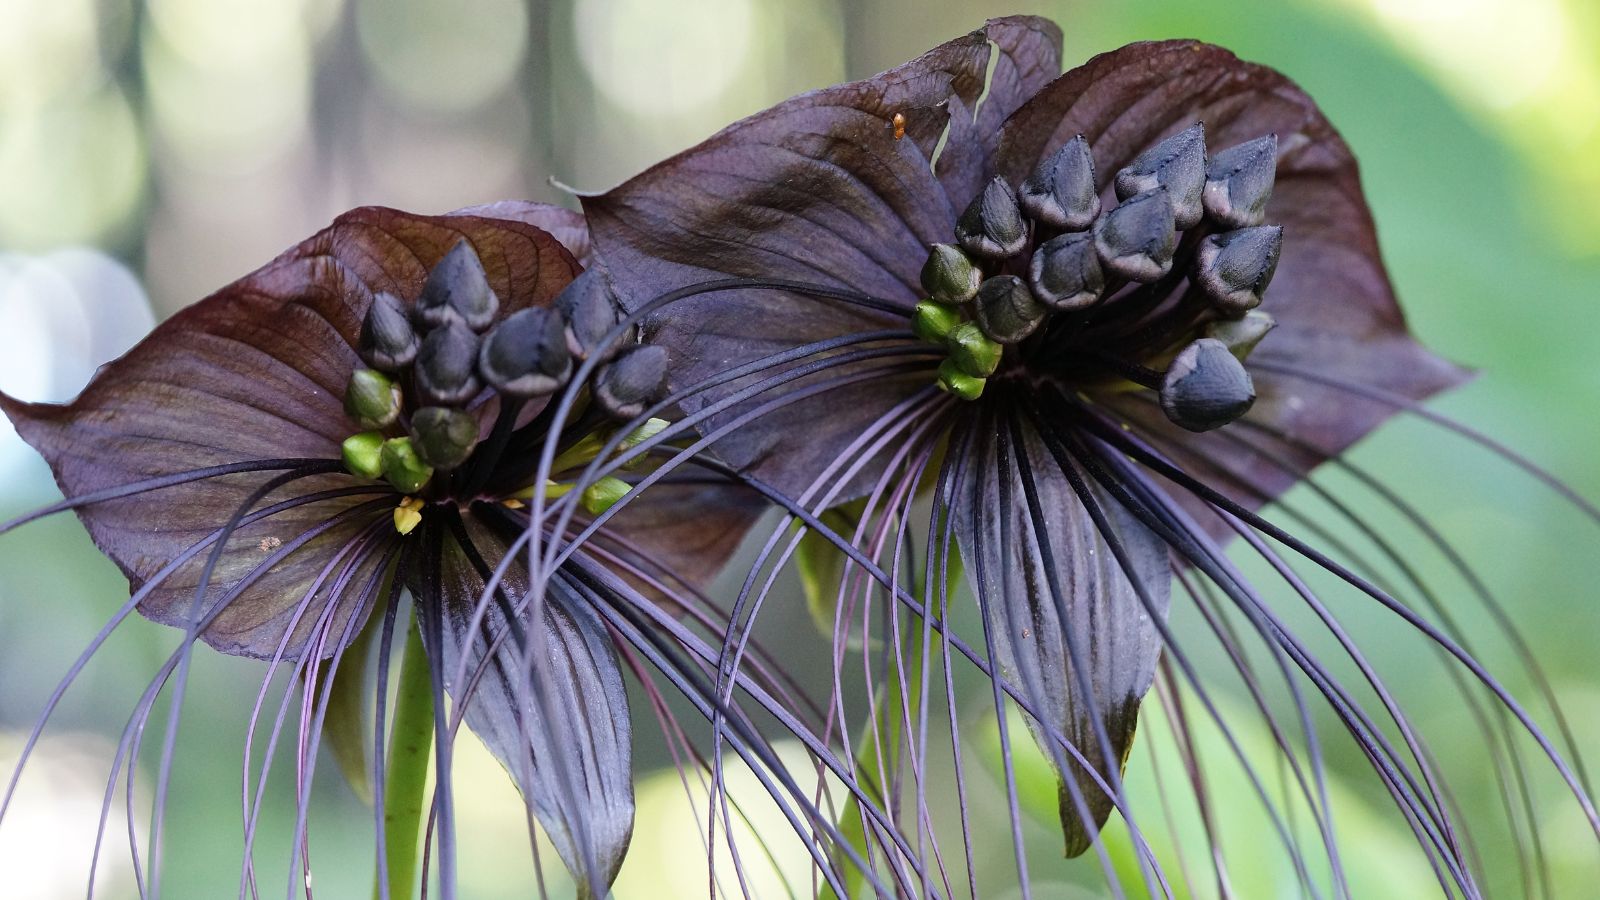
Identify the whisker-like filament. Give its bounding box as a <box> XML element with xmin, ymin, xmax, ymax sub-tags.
<box><xmin>148</xmin><ymin>461</ymin><xmax>344</xmax><ymax>897</ymax></box>
<box><xmin>0</xmin><ymin>484</ymin><xmax>388</xmax><ymax>833</ymax></box>
<box><xmin>0</xmin><ymin>458</ymin><xmax>339</xmax><ymax>538</ymax></box>
<box><xmin>1076</xmin><ymin>404</ymin><xmax>1600</xmax><ymax>841</ymax></box>
<box><xmin>85</xmin><ymin>497</ymin><xmax>393</xmax><ymax>898</ymax></box>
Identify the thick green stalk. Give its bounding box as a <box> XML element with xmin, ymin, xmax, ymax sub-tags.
<box><xmin>375</xmin><ymin>610</ymin><xmax>433</xmax><ymax>900</ymax></box>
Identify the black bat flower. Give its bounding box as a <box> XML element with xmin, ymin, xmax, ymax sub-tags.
<box><xmin>0</xmin><ymin>204</ymin><xmax>890</xmax><ymax>899</ymax></box>
<box><xmin>581</xmin><ymin>16</ymin><xmax>1600</xmax><ymax>894</ymax></box>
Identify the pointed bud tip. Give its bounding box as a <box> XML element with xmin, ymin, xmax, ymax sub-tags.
<box><xmin>955</xmin><ymin>177</ymin><xmax>1028</xmax><ymax>259</ymax></box>
<box><xmin>558</xmin><ymin>272</ymin><xmax>630</xmax><ymax>362</ymax></box>
<box><xmin>1203</xmin><ymin>134</ymin><xmax>1277</xmax><ymax>228</ymax></box>
<box><xmin>418</xmin><ymin>240</ymin><xmax>499</xmax><ymax>331</ymax></box>
<box><xmin>480</xmin><ymin>307</ymin><xmax>572</xmax><ymax>398</ymax></box>
<box><xmin>415</xmin><ymin>322</ymin><xmax>483</xmax><ymax>405</ymax></box>
<box><xmin>360</xmin><ymin>292</ymin><xmax>419</xmax><ymax>371</ymax></box>
<box><xmin>1019</xmin><ymin>135</ymin><xmax>1100</xmax><ymax>231</ymax></box>
<box><xmin>920</xmin><ymin>243</ymin><xmax>981</xmax><ymax>304</ymax></box>
<box><xmin>1115</xmin><ymin>123</ymin><xmax>1206</xmax><ymax>229</ymax></box>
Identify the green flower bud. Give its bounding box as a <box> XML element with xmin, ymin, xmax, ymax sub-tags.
<box><xmin>947</xmin><ymin>322</ymin><xmax>1002</xmax><ymax>377</ymax></box>
<box><xmin>580</xmin><ymin>476</ymin><xmax>633</xmax><ymax>515</ymax></box>
<box><xmin>411</xmin><ymin>406</ymin><xmax>479</xmax><ymax>471</ymax></box>
<box><xmin>341</xmin><ymin>431</ymin><xmax>385</xmax><ymax>480</ymax></box>
<box><xmin>1159</xmin><ymin>338</ymin><xmax>1256</xmax><ymax>432</ymax></box>
<box><xmin>1115</xmin><ymin>122</ymin><xmax>1206</xmax><ymax>229</ymax></box>
<box><xmin>620</xmin><ymin>417</ymin><xmax>671</xmax><ymax>451</ymax></box>
<box><xmin>912</xmin><ymin>301</ymin><xmax>962</xmax><ymax>343</ymax></box>
<box><xmin>937</xmin><ymin>358</ymin><xmax>985</xmax><ymax>401</ymax></box>
<box><xmin>380</xmin><ymin>437</ymin><xmax>434</xmax><ymax>494</ymax></box>
<box><xmin>919</xmin><ymin>243</ymin><xmax>980</xmax><ymax>304</ymax></box>
<box><xmin>343</xmin><ymin>368</ymin><xmax>401</xmax><ymax>429</ymax></box>
<box><xmin>1204</xmin><ymin>310</ymin><xmax>1277</xmax><ymax>360</ymax></box>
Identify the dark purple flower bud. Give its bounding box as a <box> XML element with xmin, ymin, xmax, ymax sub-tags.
<box><xmin>479</xmin><ymin>308</ymin><xmax>572</xmax><ymax>399</ymax></box>
<box><xmin>557</xmin><ymin>270</ymin><xmax>631</xmax><ymax>362</ymax></box>
<box><xmin>1194</xmin><ymin>225</ymin><xmax>1283</xmax><ymax>316</ymax></box>
<box><xmin>1028</xmin><ymin>231</ymin><xmax>1105</xmax><ymax>311</ymax></box>
<box><xmin>417</xmin><ymin>240</ymin><xmax>500</xmax><ymax>331</ymax></box>
<box><xmin>974</xmin><ymin>275</ymin><xmax>1046</xmax><ymax>344</ymax></box>
<box><xmin>1160</xmin><ymin>337</ymin><xmax>1256</xmax><ymax>432</ymax></box>
<box><xmin>1094</xmin><ymin>189</ymin><xmax>1177</xmax><ymax>282</ymax></box>
<box><xmin>343</xmin><ymin>368</ymin><xmax>402</xmax><ymax>429</ymax></box>
<box><xmin>955</xmin><ymin>177</ymin><xmax>1028</xmax><ymax>259</ymax></box>
<box><xmin>1019</xmin><ymin>135</ymin><xmax>1100</xmax><ymax>231</ymax></box>
<box><xmin>1204</xmin><ymin>134</ymin><xmax>1277</xmax><ymax>228</ymax></box>
<box><xmin>595</xmin><ymin>344</ymin><xmax>668</xmax><ymax>421</ymax></box>
<box><xmin>920</xmin><ymin>243</ymin><xmax>981</xmax><ymax>304</ymax></box>
<box><xmin>359</xmin><ymin>291</ymin><xmax>419</xmax><ymax>371</ymax></box>
<box><xmin>1115</xmin><ymin>123</ymin><xmax>1206</xmax><ymax>229</ymax></box>
<box><xmin>411</xmin><ymin>406</ymin><xmax>480</xmax><ymax>471</ymax></box>
<box><xmin>415</xmin><ymin>321</ymin><xmax>482</xmax><ymax>406</ymax></box>
<box><xmin>1204</xmin><ymin>309</ymin><xmax>1276</xmax><ymax>360</ymax></box>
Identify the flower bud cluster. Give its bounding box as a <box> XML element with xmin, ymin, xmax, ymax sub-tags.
<box><xmin>339</xmin><ymin>241</ymin><xmax>667</xmax><ymax>497</ymax></box>
<box><xmin>915</xmin><ymin>125</ymin><xmax>1283</xmax><ymax>431</ymax></box>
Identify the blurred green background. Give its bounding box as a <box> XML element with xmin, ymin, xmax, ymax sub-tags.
<box><xmin>2</xmin><ymin>0</ymin><xmax>1598</xmax><ymax>897</ymax></box>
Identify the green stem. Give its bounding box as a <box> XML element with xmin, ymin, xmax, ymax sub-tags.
<box><xmin>375</xmin><ymin>609</ymin><xmax>433</xmax><ymax>900</ymax></box>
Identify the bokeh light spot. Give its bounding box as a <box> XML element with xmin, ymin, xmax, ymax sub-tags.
<box><xmin>142</xmin><ymin>14</ymin><xmax>312</xmax><ymax>175</ymax></box>
<box><xmin>575</xmin><ymin>0</ymin><xmax>755</xmax><ymax>117</ymax></box>
<box><xmin>357</xmin><ymin>0</ymin><xmax>528</xmax><ymax>111</ymax></box>
<box><xmin>0</xmin><ymin>250</ymin><xmax>153</xmax><ymax>474</ymax></box>
<box><xmin>0</xmin><ymin>734</ymin><xmax>142</xmax><ymax>900</ymax></box>
<box><xmin>0</xmin><ymin>87</ymin><xmax>146</xmax><ymax>248</ymax></box>
<box><xmin>0</xmin><ymin>0</ymin><xmax>101</xmax><ymax>109</ymax></box>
